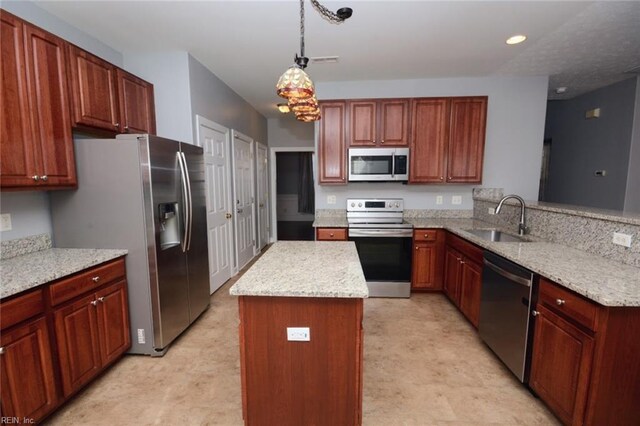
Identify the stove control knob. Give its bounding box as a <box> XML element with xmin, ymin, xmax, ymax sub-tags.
<box><xmin>358</xmin><ymin>203</ymin><xmax>362</xmax><ymax>207</ymax></box>
<box><xmin>395</xmin><ymin>202</ymin><xmax>400</xmax><ymax>208</ymax></box>
<box><xmin>351</xmin><ymin>202</ymin><xmax>355</xmax><ymax>207</ymax></box>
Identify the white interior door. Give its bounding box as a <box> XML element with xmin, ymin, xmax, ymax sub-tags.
<box><xmin>197</xmin><ymin>117</ymin><xmax>233</xmax><ymax>294</ymax></box>
<box><xmin>232</xmin><ymin>131</ymin><xmax>256</xmax><ymax>271</ymax></box>
<box><xmin>255</xmin><ymin>142</ymin><xmax>269</xmax><ymax>251</ymax></box>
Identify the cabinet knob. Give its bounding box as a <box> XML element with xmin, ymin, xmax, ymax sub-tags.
<box><xmin>124</xmin><ymin>125</ymin><xmax>130</xmax><ymax>132</ymax></box>
<box><xmin>92</xmin><ymin>276</ymin><xmax>100</xmax><ymax>283</ymax></box>
<box><xmin>424</xmin><ymin>234</ymin><xmax>428</xmax><ymax>238</ymax></box>
<box><xmin>114</xmin><ymin>122</ymin><xmax>120</xmax><ymax>129</ymax></box>
<box><xmin>415</xmin><ymin>246</ymin><xmax>419</xmax><ymax>250</ymax></box>
<box><xmin>40</xmin><ymin>175</ymin><xmax>48</xmax><ymax>181</ymax></box>
<box><xmin>91</xmin><ymin>300</ymin><xmax>99</xmax><ymax>306</ymax></box>
<box><xmin>460</xmin><ymin>260</ymin><xmax>465</xmax><ymax>264</ymax></box>
<box><xmin>32</xmin><ymin>175</ymin><xmax>40</xmax><ymax>181</ymax></box>
<box><xmin>329</xmin><ymin>233</ymin><xmax>334</xmax><ymax>237</ymax></box>
<box><xmin>448</xmin><ymin>176</ymin><xmax>452</xmax><ymax>180</ymax></box>
<box><xmin>380</xmin><ymin>139</ymin><xmax>385</xmax><ymax>144</ymax></box>
<box><xmin>556</xmin><ymin>299</ymin><xmax>565</xmax><ymax>306</ymax></box>
<box><xmin>372</xmin><ymin>140</ymin><xmax>377</xmax><ymax>144</ymax></box>
<box><xmin>98</xmin><ymin>297</ymin><xmax>105</xmax><ymax>303</ymax></box>
<box><xmin>532</xmin><ymin>310</ymin><xmax>540</xmax><ymax>317</ymax></box>
<box><xmin>439</xmin><ymin>176</ymin><xmax>443</xmax><ymax>180</ymax></box>
<box><xmin>0</xmin><ymin>347</ymin><xmax>4</xmax><ymax>355</ymax></box>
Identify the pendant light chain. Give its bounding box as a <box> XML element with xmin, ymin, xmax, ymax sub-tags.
<box><xmin>310</xmin><ymin>0</ymin><xmax>348</xmax><ymax>24</ymax></box>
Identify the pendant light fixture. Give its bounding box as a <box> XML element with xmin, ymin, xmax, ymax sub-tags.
<box><xmin>275</xmin><ymin>0</ymin><xmax>353</xmax><ymax>121</ymax></box>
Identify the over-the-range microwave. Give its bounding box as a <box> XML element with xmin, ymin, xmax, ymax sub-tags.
<box><xmin>348</xmin><ymin>147</ymin><xmax>409</xmax><ymax>182</ymax></box>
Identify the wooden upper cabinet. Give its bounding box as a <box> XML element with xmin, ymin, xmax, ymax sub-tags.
<box><xmin>348</xmin><ymin>99</ymin><xmax>409</xmax><ymax>147</ymax></box>
<box><xmin>447</xmin><ymin>97</ymin><xmax>487</xmax><ymax>183</ymax></box>
<box><xmin>409</xmin><ymin>98</ymin><xmax>449</xmax><ymax>183</ymax></box>
<box><xmin>0</xmin><ymin>11</ymin><xmax>76</xmax><ymax>189</ymax></box>
<box><xmin>116</xmin><ymin>69</ymin><xmax>156</xmax><ymax>134</ymax></box>
<box><xmin>349</xmin><ymin>100</ymin><xmax>377</xmax><ymax>146</ymax></box>
<box><xmin>67</xmin><ymin>45</ymin><xmax>120</xmax><ymax>132</ymax></box>
<box><xmin>0</xmin><ymin>317</ymin><xmax>59</xmax><ymax>422</ymax></box>
<box><xmin>0</xmin><ymin>11</ymin><xmax>36</xmax><ymax>187</ymax></box>
<box><xmin>318</xmin><ymin>101</ymin><xmax>347</xmax><ymax>184</ymax></box>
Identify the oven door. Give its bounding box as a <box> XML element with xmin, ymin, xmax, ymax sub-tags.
<box><xmin>348</xmin><ymin>148</ymin><xmax>409</xmax><ymax>182</ymax></box>
<box><xmin>349</xmin><ymin>228</ymin><xmax>412</xmax><ymax>298</ymax></box>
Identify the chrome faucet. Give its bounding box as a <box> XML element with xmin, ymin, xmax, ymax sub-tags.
<box><xmin>495</xmin><ymin>194</ymin><xmax>528</xmax><ymax>236</ymax></box>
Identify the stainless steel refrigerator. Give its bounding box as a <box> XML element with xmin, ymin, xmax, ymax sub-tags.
<box><xmin>51</xmin><ymin>134</ymin><xmax>210</xmax><ymax>356</ymax></box>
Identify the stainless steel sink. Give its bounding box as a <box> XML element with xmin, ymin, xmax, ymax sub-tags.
<box><xmin>463</xmin><ymin>229</ymin><xmax>530</xmax><ymax>243</ymax></box>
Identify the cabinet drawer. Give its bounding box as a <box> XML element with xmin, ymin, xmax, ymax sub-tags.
<box><xmin>0</xmin><ymin>289</ymin><xmax>45</xmax><ymax>330</ymax></box>
<box><xmin>539</xmin><ymin>278</ymin><xmax>599</xmax><ymax>331</ymax></box>
<box><xmin>316</xmin><ymin>228</ymin><xmax>348</xmax><ymax>241</ymax></box>
<box><xmin>414</xmin><ymin>229</ymin><xmax>438</xmax><ymax>242</ymax></box>
<box><xmin>49</xmin><ymin>258</ymin><xmax>126</xmax><ymax>307</ymax></box>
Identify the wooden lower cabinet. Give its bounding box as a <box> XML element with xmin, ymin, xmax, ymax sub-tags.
<box><xmin>239</xmin><ymin>296</ymin><xmax>363</xmax><ymax>425</ymax></box>
<box><xmin>443</xmin><ymin>234</ymin><xmax>483</xmax><ymax>327</ymax></box>
<box><xmin>54</xmin><ymin>280</ymin><xmax>130</xmax><ymax>397</ymax></box>
<box><xmin>411</xmin><ymin>229</ymin><xmax>444</xmax><ymax>291</ymax></box>
<box><xmin>0</xmin><ymin>317</ymin><xmax>59</xmax><ymax>422</ymax></box>
<box><xmin>530</xmin><ymin>304</ymin><xmax>594</xmax><ymax>425</ymax></box>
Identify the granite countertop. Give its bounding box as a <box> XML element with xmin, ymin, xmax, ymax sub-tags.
<box><xmin>312</xmin><ymin>217</ymin><xmax>349</xmax><ymax>228</ymax></box>
<box><xmin>406</xmin><ymin>217</ymin><xmax>640</xmax><ymax>307</ymax></box>
<box><xmin>1</xmin><ymin>248</ymin><xmax>128</xmax><ymax>299</ymax></box>
<box><xmin>230</xmin><ymin>241</ymin><xmax>368</xmax><ymax>298</ymax></box>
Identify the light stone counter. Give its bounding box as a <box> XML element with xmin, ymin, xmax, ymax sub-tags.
<box><xmin>1</xmin><ymin>248</ymin><xmax>128</xmax><ymax>299</ymax></box>
<box><xmin>229</xmin><ymin>241</ymin><xmax>368</xmax><ymax>298</ymax></box>
<box><xmin>311</xmin><ymin>217</ymin><xmax>349</xmax><ymax>228</ymax></box>
<box><xmin>405</xmin><ymin>217</ymin><xmax>640</xmax><ymax>307</ymax></box>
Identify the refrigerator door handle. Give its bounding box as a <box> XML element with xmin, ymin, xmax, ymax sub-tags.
<box><xmin>177</xmin><ymin>152</ymin><xmax>190</xmax><ymax>253</ymax></box>
<box><xmin>181</xmin><ymin>151</ymin><xmax>193</xmax><ymax>251</ymax></box>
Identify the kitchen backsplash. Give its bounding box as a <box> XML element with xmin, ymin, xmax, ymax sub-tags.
<box><xmin>0</xmin><ymin>233</ymin><xmax>52</xmax><ymax>260</ymax></box>
<box><xmin>474</xmin><ymin>195</ymin><xmax>640</xmax><ymax>268</ymax></box>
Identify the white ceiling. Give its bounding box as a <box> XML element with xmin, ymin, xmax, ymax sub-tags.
<box><xmin>36</xmin><ymin>1</ymin><xmax>640</xmax><ymax>118</ymax></box>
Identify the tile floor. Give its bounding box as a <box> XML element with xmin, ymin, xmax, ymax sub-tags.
<box><xmin>47</xmin><ymin>254</ymin><xmax>558</xmax><ymax>425</ymax></box>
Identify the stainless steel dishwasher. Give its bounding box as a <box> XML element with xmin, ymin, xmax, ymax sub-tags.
<box><xmin>479</xmin><ymin>252</ymin><xmax>535</xmax><ymax>383</ymax></box>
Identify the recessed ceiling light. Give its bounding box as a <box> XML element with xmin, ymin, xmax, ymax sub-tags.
<box><xmin>506</xmin><ymin>35</ymin><xmax>527</xmax><ymax>45</ymax></box>
<box><xmin>277</xmin><ymin>103</ymin><xmax>290</xmax><ymax>113</ymax></box>
<box><xmin>555</xmin><ymin>87</ymin><xmax>568</xmax><ymax>94</ymax></box>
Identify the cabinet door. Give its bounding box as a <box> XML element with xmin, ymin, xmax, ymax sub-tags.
<box><xmin>24</xmin><ymin>23</ymin><xmax>76</xmax><ymax>187</ymax></box>
<box><xmin>530</xmin><ymin>305</ymin><xmax>594</xmax><ymax>426</ymax></box>
<box><xmin>0</xmin><ymin>11</ymin><xmax>38</xmax><ymax>188</ymax></box>
<box><xmin>411</xmin><ymin>242</ymin><xmax>442</xmax><ymax>290</ymax></box>
<box><xmin>446</xmin><ymin>97</ymin><xmax>487</xmax><ymax>183</ymax></box>
<box><xmin>443</xmin><ymin>246</ymin><xmax>461</xmax><ymax>306</ymax></box>
<box><xmin>95</xmin><ymin>281</ymin><xmax>131</xmax><ymax>366</ymax></box>
<box><xmin>348</xmin><ymin>100</ymin><xmax>376</xmax><ymax>146</ymax></box>
<box><xmin>0</xmin><ymin>318</ymin><xmax>58</xmax><ymax>422</ymax></box>
<box><xmin>378</xmin><ymin>99</ymin><xmax>409</xmax><ymax>146</ymax></box>
<box><xmin>54</xmin><ymin>293</ymin><xmax>102</xmax><ymax>397</ymax></box>
<box><xmin>409</xmin><ymin>98</ymin><xmax>449</xmax><ymax>183</ymax></box>
<box><xmin>459</xmin><ymin>259</ymin><xmax>482</xmax><ymax>328</ymax></box>
<box><xmin>68</xmin><ymin>45</ymin><xmax>119</xmax><ymax>132</ymax></box>
<box><xmin>318</xmin><ymin>101</ymin><xmax>347</xmax><ymax>184</ymax></box>
<box><xmin>116</xmin><ymin>69</ymin><xmax>156</xmax><ymax>134</ymax></box>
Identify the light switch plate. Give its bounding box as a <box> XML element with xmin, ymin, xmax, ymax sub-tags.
<box><xmin>436</xmin><ymin>196</ymin><xmax>443</xmax><ymax>205</ymax></box>
<box><xmin>487</xmin><ymin>207</ymin><xmax>496</xmax><ymax>215</ymax></box>
<box><xmin>0</xmin><ymin>214</ymin><xmax>12</xmax><ymax>231</ymax></box>
<box><xmin>287</xmin><ymin>327</ymin><xmax>310</xmax><ymax>341</ymax></box>
<box><xmin>612</xmin><ymin>232</ymin><xmax>632</xmax><ymax>248</ymax></box>
<box><xmin>327</xmin><ymin>195</ymin><xmax>336</xmax><ymax>205</ymax></box>
<box><xmin>451</xmin><ymin>196</ymin><xmax>462</xmax><ymax>205</ymax></box>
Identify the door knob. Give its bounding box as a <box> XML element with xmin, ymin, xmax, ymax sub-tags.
<box><xmin>237</xmin><ymin>208</ymin><xmax>243</xmax><ymax>213</ymax></box>
<box><xmin>226</xmin><ymin>213</ymin><xmax>232</xmax><ymax>219</ymax></box>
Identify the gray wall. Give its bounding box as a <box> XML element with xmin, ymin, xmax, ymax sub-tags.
<box><xmin>123</xmin><ymin>52</ymin><xmax>193</xmax><ymax>144</ymax></box>
<box><xmin>188</xmin><ymin>55</ymin><xmax>267</xmax><ymax>144</ymax></box>
<box><xmin>624</xmin><ymin>77</ymin><xmax>640</xmax><ymax>213</ymax></box>
<box><xmin>267</xmin><ymin>117</ymin><xmax>315</xmax><ymax>148</ymax></box>
<box><xmin>314</xmin><ymin>76</ymin><xmax>549</xmax><ymax>210</ymax></box>
<box><xmin>276</xmin><ymin>153</ymin><xmax>301</xmax><ymax>195</ymax></box>
<box><xmin>545</xmin><ymin>77</ymin><xmax>637</xmax><ymax>210</ymax></box>
<box><xmin>0</xmin><ymin>1</ymin><xmax>123</xmax><ymax>241</ymax></box>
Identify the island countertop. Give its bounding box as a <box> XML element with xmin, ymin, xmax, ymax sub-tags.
<box><xmin>229</xmin><ymin>241</ymin><xmax>368</xmax><ymax>298</ymax></box>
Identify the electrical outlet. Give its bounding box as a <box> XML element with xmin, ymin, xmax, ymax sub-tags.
<box><xmin>612</xmin><ymin>232</ymin><xmax>632</xmax><ymax>248</ymax></box>
<box><xmin>327</xmin><ymin>195</ymin><xmax>336</xmax><ymax>205</ymax></box>
<box><xmin>487</xmin><ymin>207</ymin><xmax>496</xmax><ymax>215</ymax></box>
<box><xmin>287</xmin><ymin>327</ymin><xmax>310</xmax><ymax>342</ymax></box>
<box><xmin>137</xmin><ymin>328</ymin><xmax>146</xmax><ymax>344</ymax></box>
<box><xmin>451</xmin><ymin>196</ymin><xmax>462</xmax><ymax>205</ymax></box>
<box><xmin>436</xmin><ymin>196</ymin><xmax>443</xmax><ymax>205</ymax></box>
<box><xmin>0</xmin><ymin>214</ymin><xmax>12</xmax><ymax>231</ymax></box>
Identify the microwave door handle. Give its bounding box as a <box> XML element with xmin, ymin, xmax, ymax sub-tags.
<box><xmin>391</xmin><ymin>152</ymin><xmax>395</xmax><ymax>178</ymax></box>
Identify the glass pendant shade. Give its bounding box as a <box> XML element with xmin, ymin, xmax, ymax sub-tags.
<box><xmin>276</xmin><ymin>66</ymin><xmax>315</xmax><ymax>99</ymax></box>
<box><xmin>289</xmin><ymin>95</ymin><xmax>318</xmax><ymax>113</ymax></box>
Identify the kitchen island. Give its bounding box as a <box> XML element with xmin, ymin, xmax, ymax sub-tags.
<box><xmin>230</xmin><ymin>241</ymin><xmax>368</xmax><ymax>426</ymax></box>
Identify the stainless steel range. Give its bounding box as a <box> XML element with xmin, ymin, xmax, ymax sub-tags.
<box><xmin>347</xmin><ymin>198</ymin><xmax>413</xmax><ymax>298</ymax></box>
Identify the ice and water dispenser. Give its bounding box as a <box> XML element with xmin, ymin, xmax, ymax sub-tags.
<box><xmin>158</xmin><ymin>202</ymin><xmax>181</xmax><ymax>250</ymax></box>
